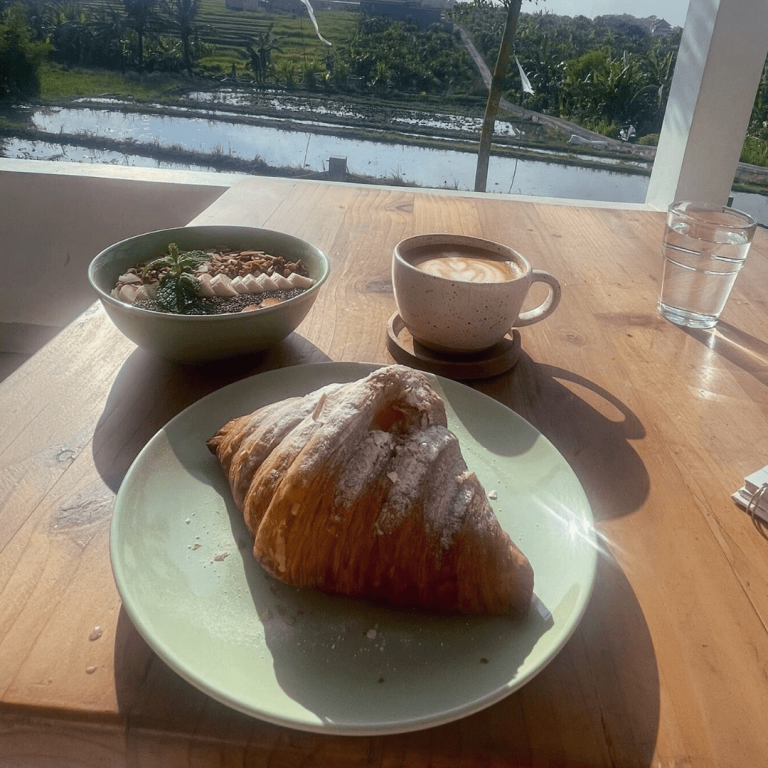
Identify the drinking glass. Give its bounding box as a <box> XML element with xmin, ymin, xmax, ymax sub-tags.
<box><xmin>658</xmin><ymin>201</ymin><xmax>757</xmax><ymax>329</ymax></box>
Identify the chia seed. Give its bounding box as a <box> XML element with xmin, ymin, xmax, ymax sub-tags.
<box><xmin>133</xmin><ymin>288</ymin><xmax>306</xmax><ymax>315</ymax></box>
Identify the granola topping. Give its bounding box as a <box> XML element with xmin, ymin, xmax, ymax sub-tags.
<box><xmin>110</xmin><ymin>246</ymin><xmax>315</xmax><ymax>315</ymax></box>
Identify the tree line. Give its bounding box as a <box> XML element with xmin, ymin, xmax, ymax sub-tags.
<box><xmin>0</xmin><ymin>0</ymin><xmax>480</xmax><ymax>97</ymax></box>
<box><xmin>1</xmin><ymin>0</ymin><xmax>215</xmax><ymax>93</ymax></box>
<box><xmin>452</xmin><ymin>1</ymin><xmax>683</xmax><ymax>141</ymax></box>
<box><xmin>454</xmin><ymin>1</ymin><xmax>768</xmax><ymax>152</ymax></box>
<box><xmin>3</xmin><ymin>0</ymin><xmax>768</xmax><ymax>155</ymax></box>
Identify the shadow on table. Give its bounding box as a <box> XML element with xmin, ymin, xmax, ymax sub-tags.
<box><xmin>409</xmin><ymin>553</ymin><xmax>660</xmax><ymax>767</ymax></box>
<box><xmin>682</xmin><ymin>320</ymin><xmax>768</xmax><ymax>387</ymax></box>
<box><xmin>91</xmin><ymin>332</ymin><xmax>332</xmax><ymax>493</ymax></box>
<box><xmin>112</xmin><ymin>605</ymin><xmax>266</xmax><ymax>735</ymax></box>
<box><xmin>466</xmin><ymin>351</ymin><xmax>650</xmax><ymax>521</ymax></box>
<box><xmin>111</xmin><ymin>532</ymin><xmax>659</xmax><ymax>766</ymax></box>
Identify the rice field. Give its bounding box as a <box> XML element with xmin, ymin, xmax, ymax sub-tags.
<box><xmin>76</xmin><ymin>0</ymin><xmax>359</xmax><ymax>74</ymax></box>
<box><xmin>196</xmin><ymin>1</ymin><xmax>357</xmax><ymax>55</ymax></box>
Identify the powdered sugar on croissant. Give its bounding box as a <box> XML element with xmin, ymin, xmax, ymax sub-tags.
<box><xmin>208</xmin><ymin>365</ymin><xmax>533</xmax><ymax>616</ymax></box>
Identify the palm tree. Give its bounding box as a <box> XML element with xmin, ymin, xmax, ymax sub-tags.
<box><xmin>475</xmin><ymin>0</ymin><xmax>522</xmax><ymax>193</ymax></box>
<box><xmin>122</xmin><ymin>0</ymin><xmax>159</xmax><ymax>69</ymax></box>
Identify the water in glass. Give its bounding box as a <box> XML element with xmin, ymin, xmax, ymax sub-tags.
<box><xmin>658</xmin><ymin>220</ymin><xmax>751</xmax><ymax>329</ymax></box>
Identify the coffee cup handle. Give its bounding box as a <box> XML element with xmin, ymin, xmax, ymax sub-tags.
<box><xmin>515</xmin><ymin>270</ymin><xmax>561</xmax><ymax>327</ymax></box>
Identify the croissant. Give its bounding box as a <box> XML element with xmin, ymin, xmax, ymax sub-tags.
<box><xmin>207</xmin><ymin>365</ymin><xmax>534</xmax><ymax>616</ymax></box>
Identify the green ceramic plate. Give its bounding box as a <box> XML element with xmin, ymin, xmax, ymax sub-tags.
<box><xmin>111</xmin><ymin>362</ymin><xmax>597</xmax><ymax>735</ymax></box>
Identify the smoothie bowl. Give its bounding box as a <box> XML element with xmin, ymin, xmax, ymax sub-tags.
<box><xmin>88</xmin><ymin>226</ymin><xmax>330</xmax><ymax>364</ymax></box>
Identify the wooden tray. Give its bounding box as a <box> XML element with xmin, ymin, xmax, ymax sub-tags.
<box><xmin>386</xmin><ymin>312</ymin><xmax>521</xmax><ymax>380</ymax></box>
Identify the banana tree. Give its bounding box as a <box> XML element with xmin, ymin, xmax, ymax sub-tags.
<box><xmin>244</xmin><ymin>25</ymin><xmax>282</xmax><ymax>85</ymax></box>
<box><xmin>748</xmin><ymin>57</ymin><xmax>768</xmax><ymax>142</ymax></box>
<box><xmin>20</xmin><ymin>0</ymin><xmax>56</xmax><ymax>43</ymax></box>
<box><xmin>629</xmin><ymin>42</ymin><xmax>677</xmax><ymax>133</ymax></box>
<box><xmin>558</xmin><ymin>48</ymin><xmax>642</xmax><ymax>131</ymax></box>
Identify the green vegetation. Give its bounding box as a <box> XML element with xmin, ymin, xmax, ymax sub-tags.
<box><xmin>39</xmin><ymin>61</ymin><xmax>182</xmax><ymax>98</ymax></box>
<box><xmin>339</xmin><ymin>15</ymin><xmax>477</xmax><ymax>94</ymax></box>
<box><xmin>453</xmin><ymin>1</ymin><xmax>768</xmax><ymax>166</ymax></box>
<box><xmin>0</xmin><ymin>3</ymin><xmax>49</xmax><ymax>100</ymax></box>
<box><xmin>2</xmin><ymin>0</ymin><xmax>768</xmax><ymax>174</ymax></box>
<box><xmin>746</xmin><ymin>64</ymin><xmax>768</xmax><ymax>166</ymax></box>
<box><xmin>8</xmin><ymin>0</ymin><xmax>478</xmax><ymax>95</ymax></box>
<box><xmin>71</xmin><ymin>0</ymin><xmax>360</xmax><ymax>78</ymax></box>
<box><xmin>741</xmin><ymin>137</ymin><xmax>768</xmax><ymax>168</ymax></box>
<box><xmin>452</xmin><ymin>2</ymin><xmax>682</xmax><ymax>139</ymax></box>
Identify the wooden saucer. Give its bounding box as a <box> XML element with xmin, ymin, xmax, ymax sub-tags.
<box><xmin>386</xmin><ymin>312</ymin><xmax>522</xmax><ymax>380</ymax></box>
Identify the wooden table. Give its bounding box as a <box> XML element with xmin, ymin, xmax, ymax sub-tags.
<box><xmin>3</xmin><ymin>177</ymin><xmax>768</xmax><ymax>767</ymax></box>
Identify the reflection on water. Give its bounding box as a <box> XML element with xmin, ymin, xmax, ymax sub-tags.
<box><xmin>14</xmin><ymin>106</ymin><xmax>650</xmax><ymax>201</ymax></box>
<box><xmin>186</xmin><ymin>88</ymin><xmax>520</xmax><ymax>137</ymax></box>
<box><xmin>3</xmin><ymin>136</ymin><xmax>226</xmax><ymax>173</ymax></box>
<box><xmin>4</xmin><ymin>96</ymin><xmax>766</xmax><ymax>218</ymax></box>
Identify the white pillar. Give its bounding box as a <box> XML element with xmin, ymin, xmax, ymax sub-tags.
<box><xmin>645</xmin><ymin>0</ymin><xmax>768</xmax><ymax>210</ymax></box>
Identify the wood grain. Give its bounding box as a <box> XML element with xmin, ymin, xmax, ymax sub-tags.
<box><xmin>2</xmin><ymin>177</ymin><xmax>768</xmax><ymax>767</ymax></box>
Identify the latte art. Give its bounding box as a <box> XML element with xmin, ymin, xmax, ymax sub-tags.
<box><xmin>410</xmin><ymin>245</ymin><xmax>523</xmax><ymax>283</ymax></box>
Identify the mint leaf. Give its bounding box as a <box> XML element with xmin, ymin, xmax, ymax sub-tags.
<box><xmin>178</xmin><ymin>250</ymin><xmax>211</xmax><ymax>271</ymax></box>
<box><xmin>141</xmin><ymin>254</ymin><xmax>175</xmax><ymax>274</ymax></box>
<box><xmin>156</xmin><ymin>272</ymin><xmax>206</xmax><ymax>315</ymax></box>
<box><xmin>145</xmin><ymin>243</ymin><xmax>210</xmax><ymax>314</ymax></box>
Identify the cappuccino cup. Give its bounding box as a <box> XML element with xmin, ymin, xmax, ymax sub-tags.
<box><xmin>392</xmin><ymin>233</ymin><xmax>561</xmax><ymax>353</ymax></box>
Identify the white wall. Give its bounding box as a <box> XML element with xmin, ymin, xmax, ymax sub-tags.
<box><xmin>646</xmin><ymin>0</ymin><xmax>768</xmax><ymax>208</ymax></box>
<box><xmin>0</xmin><ymin>161</ymin><xmax>239</xmax><ymax>349</ymax></box>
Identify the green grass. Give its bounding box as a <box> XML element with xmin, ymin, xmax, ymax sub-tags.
<box><xmin>39</xmin><ymin>62</ymin><xmax>186</xmax><ymax>100</ymax></box>
<box><xmin>741</xmin><ymin>136</ymin><xmax>768</xmax><ymax>167</ymax></box>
